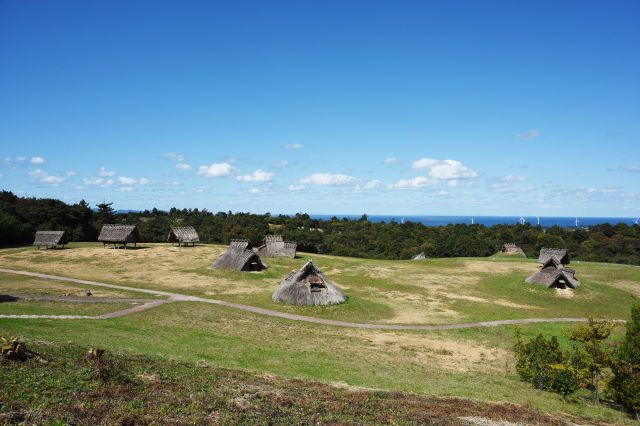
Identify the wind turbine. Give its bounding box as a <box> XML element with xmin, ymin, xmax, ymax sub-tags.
<box><xmin>536</xmin><ymin>216</ymin><xmax>540</xmax><ymax>226</ymax></box>
<box><xmin>635</xmin><ymin>218</ymin><xmax>639</xmax><ymax>225</ymax></box>
<box><xmin>575</xmin><ymin>217</ymin><xmax>580</xmax><ymax>228</ymax></box>
<box><xmin>471</xmin><ymin>217</ymin><xmax>474</xmax><ymax>225</ymax></box>
<box><xmin>518</xmin><ymin>215</ymin><xmax>525</xmax><ymax>225</ymax></box>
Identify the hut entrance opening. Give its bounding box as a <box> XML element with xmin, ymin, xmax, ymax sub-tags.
<box><xmin>308</xmin><ymin>275</ymin><xmax>326</xmax><ymax>292</ymax></box>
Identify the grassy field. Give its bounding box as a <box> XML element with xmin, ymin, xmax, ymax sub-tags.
<box><xmin>1</xmin><ymin>243</ymin><xmax>639</xmax><ymax>424</ymax></box>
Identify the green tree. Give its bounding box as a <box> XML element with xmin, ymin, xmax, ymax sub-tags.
<box><xmin>608</xmin><ymin>298</ymin><xmax>640</xmax><ymax>418</ymax></box>
<box><xmin>514</xmin><ymin>329</ymin><xmax>566</xmax><ymax>390</ymax></box>
<box><xmin>568</xmin><ymin>317</ymin><xmax>615</xmax><ymax>403</ymax></box>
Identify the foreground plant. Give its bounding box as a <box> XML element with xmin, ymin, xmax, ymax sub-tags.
<box><xmin>1</xmin><ymin>336</ymin><xmax>27</xmax><ymax>362</ymax></box>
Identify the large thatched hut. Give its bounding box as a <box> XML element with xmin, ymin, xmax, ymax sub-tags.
<box><xmin>526</xmin><ymin>247</ymin><xmax>579</xmax><ymax>289</ymax></box>
<box><xmin>98</xmin><ymin>225</ymin><xmax>140</xmax><ymax>249</ymax></box>
<box><xmin>412</xmin><ymin>252</ymin><xmax>426</xmax><ymax>260</ymax></box>
<box><xmin>526</xmin><ymin>267</ymin><xmax>581</xmax><ymax>289</ymax></box>
<box><xmin>212</xmin><ymin>240</ymin><xmax>267</xmax><ymax>271</ymax></box>
<box><xmin>272</xmin><ymin>260</ymin><xmax>346</xmax><ymax>306</ymax></box>
<box><xmin>167</xmin><ymin>226</ymin><xmax>199</xmax><ymax>246</ymax></box>
<box><xmin>33</xmin><ymin>231</ymin><xmax>67</xmax><ymax>249</ymax></box>
<box><xmin>501</xmin><ymin>243</ymin><xmax>525</xmax><ymax>256</ymax></box>
<box><xmin>256</xmin><ymin>235</ymin><xmax>297</xmax><ymax>258</ymax></box>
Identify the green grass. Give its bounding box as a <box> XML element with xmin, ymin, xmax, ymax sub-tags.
<box><xmin>0</xmin><ymin>302</ymin><xmax>634</xmax><ymax>424</ymax></box>
<box><xmin>0</xmin><ymin>300</ymin><xmax>136</xmax><ymax>316</ymax></box>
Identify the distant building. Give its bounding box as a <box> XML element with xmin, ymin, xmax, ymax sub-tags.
<box><xmin>98</xmin><ymin>225</ymin><xmax>140</xmax><ymax>249</ymax></box>
<box><xmin>412</xmin><ymin>252</ymin><xmax>426</xmax><ymax>260</ymax></box>
<box><xmin>501</xmin><ymin>243</ymin><xmax>525</xmax><ymax>256</ymax></box>
<box><xmin>33</xmin><ymin>231</ymin><xmax>67</xmax><ymax>249</ymax></box>
<box><xmin>255</xmin><ymin>235</ymin><xmax>297</xmax><ymax>258</ymax></box>
<box><xmin>167</xmin><ymin>226</ymin><xmax>199</xmax><ymax>247</ymax></box>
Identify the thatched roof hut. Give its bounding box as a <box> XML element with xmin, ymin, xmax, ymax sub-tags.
<box><xmin>272</xmin><ymin>260</ymin><xmax>346</xmax><ymax>306</ymax></box>
<box><xmin>98</xmin><ymin>225</ymin><xmax>140</xmax><ymax>249</ymax></box>
<box><xmin>33</xmin><ymin>231</ymin><xmax>67</xmax><ymax>249</ymax></box>
<box><xmin>412</xmin><ymin>252</ymin><xmax>426</xmax><ymax>260</ymax></box>
<box><xmin>538</xmin><ymin>248</ymin><xmax>569</xmax><ymax>266</ymax></box>
<box><xmin>256</xmin><ymin>235</ymin><xmax>297</xmax><ymax>258</ymax></box>
<box><xmin>212</xmin><ymin>240</ymin><xmax>267</xmax><ymax>271</ymax></box>
<box><xmin>501</xmin><ymin>243</ymin><xmax>525</xmax><ymax>256</ymax></box>
<box><xmin>526</xmin><ymin>266</ymin><xmax>581</xmax><ymax>289</ymax></box>
<box><xmin>167</xmin><ymin>226</ymin><xmax>199</xmax><ymax>246</ymax></box>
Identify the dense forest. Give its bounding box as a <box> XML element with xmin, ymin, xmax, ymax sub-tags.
<box><xmin>1</xmin><ymin>190</ymin><xmax>639</xmax><ymax>265</ymax></box>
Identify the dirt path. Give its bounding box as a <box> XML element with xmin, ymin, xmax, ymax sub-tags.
<box><xmin>0</xmin><ymin>268</ymin><xmax>624</xmax><ymax>329</ymax></box>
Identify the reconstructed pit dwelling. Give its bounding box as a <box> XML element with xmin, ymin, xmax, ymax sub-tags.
<box><xmin>500</xmin><ymin>243</ymin><xmax>526</xmax><ymax>256</ymax></box>
<box><xmin>256</xmin><ymin>235</ymin><xmax>297</xmax><ymax>258</ymax></box>
<box><xmin>273</xmin><ymin>260</ymin><xmax>346</xmax><ymax>306</ymax></box>
<box><xmin>212</xmin><ymin>240</ymin><xmax>267</xmax><ymax>271</ymax></box>
<box><xmin>526</xmin><ymin>248</ymin><xmax>580</xmax><ymax>289</ymax></box>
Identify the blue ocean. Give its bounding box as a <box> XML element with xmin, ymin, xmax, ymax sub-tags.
<box><xmin>308</xmin><ymin>215</ymin><xmax>639</xmax><ymax>228</ymax></box>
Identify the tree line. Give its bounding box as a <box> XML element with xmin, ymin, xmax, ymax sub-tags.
<box><xmin>1</xmin><ymin>190</ymin><xmax>639</xmax><ymax>265</ymax></box>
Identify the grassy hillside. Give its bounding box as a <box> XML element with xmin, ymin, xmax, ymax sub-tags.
<box><xmin>1</xmin><ymin>243</ymin><xmax>639</xmax><ymax>424</ymax></box>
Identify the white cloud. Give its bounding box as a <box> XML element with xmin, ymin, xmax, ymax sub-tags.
<box><xmin>388</xmin><ymin>176</ymin><xmax>433</xmax><ymax>189</ymax></box>
<box><xmin>503</xmin><ymin>174</ymin><xmax>525</xmax><ymax>182</ymax></box>
<box><xmin>288</xmin><ymin>184</ymin><xmax>305</xmax><ymax>191</ymax></box>
<box><xmin>237</xmin><ymin>169</ymin><xmax>274</xmax><ymax>182</ymax></box>
<box><xmin>448</xmin><ymin>180</ymin><xmax>458</xmax><ymax>188</ymax></box>
<box><xmin>412</xmin><ymin>158</ymin><xmax>478</xmax><ymax>180</ymax></box>
<box><xmin>28</xmin><ymin>169</ymin><xmax>65</xmax><ymax>186</ymax></box>
<box><xmin>65</xmin><ymin>170</ymin><xmax>77</xmax><ymax>177</ymax></box>
<box><xmin>82</xmin><ymin>177</ymin><xmax>104</xmax><ymax>186</ymax></box>
<box><xmin>384</xmin><ymin>157</ymin><xmax>398</xmax><ymax>164</ymax></box>
<box><xmin>198</xmin><ymin>162</ymin><xmax>235</xmax><ymax>178</ymax></box>
<box><xmin>165</xmin><ymin>153</ymin><xmax>186</xmax><ymax>162</ymax></box>
<box><xmin>514</xmin><ymin>129</ymin><xmax>542</xmax><ymax>140</ymax></box>
<box><xmin>195</xmin><ymin>185</ymin><xmax>209</xmax><ymax>193</ymax></box>
<box><xmin>275</xmin><ymin>160</ymin><xmax>289</xmax><ymax>168</ymax></box>
<box><xmin>490</xmin><ymin>183</ymin><xmax>534</xmax><ymax>193</ymax></box>
<box><xmin>298</xmin><ymin>173</ymin><xmax>356</xmax><ymax>186</ymax></box>
<box><xmin>438</xmin><ymin>190</ymin><xmax>449</xmax><ymax>196</ymax></box>
<box><xmin>284</xmin><ymin>143</ymin><xmax>303</xmax><ymax>150</ymax></box>
<box><xmin>99</xmin><ymin>166</ymin><xmax>116</xmax><ymax>177</ymax></box>
<box><xmin>116</xmin><ymin>186</ymin><xmax>134</xmax><ymax>192</ymax></box>
<box><xmin>118</xmin><ymin>176</ymin><xmax>137</xmax><ymax>186</ymax></box>
<box><xmin>355</xmin><ymin>180</ymin><xmax>382</xmax><ymax>190</ymax></box>
<box><xmin>2</xmin><ymin>157</ymin><xmax>11</xmax><ymax>164</ymax></box>
<box><xmin>30</xmin><ymin>156</ymin><xmax>46</xmax><ymax>164</ymax></box>
<box><xmin>176</xmin><ymin>162</ymin><xmax>192</xmax><ymax>171</ymax></box>
<box><xmin>138</xmin><ymin>177</ymin><xmax>151</xmax><ymax>185</ymax></box>
<box><xmin>16</xmin><ymin>156</ymin><xmax>26</xmax><ymax>162</ymax></box>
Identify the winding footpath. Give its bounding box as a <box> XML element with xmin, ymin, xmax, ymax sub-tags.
<box><xmin>0</xmin><ymin>268</ymin><xmax>623</xmax><ymax>330</ymax></box>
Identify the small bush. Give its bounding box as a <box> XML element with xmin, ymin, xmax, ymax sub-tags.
<box><xmin>1</xmin><ymin>337</ymin><xmax>27</xmax><ymax>362</ymax></box>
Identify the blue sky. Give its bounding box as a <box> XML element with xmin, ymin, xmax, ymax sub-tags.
<box><xmin>1</xmin><ymin>1</ymin><xmax>639</xmax><ymax>216</ymax></box>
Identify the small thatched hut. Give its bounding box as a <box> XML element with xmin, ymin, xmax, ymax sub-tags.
<box><xmin>98</xmin><ymin>225</ymin><xmax>140</xmax><ymax>249</ymax></box>
<box><xmin>256</xmin><ymin>235</ymin><xmax>297</xmax><ymax>258</ymax></box>
<box><xmin>412</xmin><ymin>252</ymin><xmax>426</xmax><ymax>260</ymax></box>
<box><xmin>212</xmin><ymin>240</ymin><xmax>267</xmax><ymax>271</ymax></box>
<box><xmin>272</xmin><ymin>260</ymin><xmax>346</xmax><ymax>306</ymax></box>
<box><xmin>501</xmin><ymin>243</ymin><xmax>525</xmax><ymax>256</ymax></box>
<box><xmin>537</xmin><ymin>248</ymin><xmax>569</xmax><ymax>266</ymax></box>
<box><xmin>33</xmin><ymin>231</ymin><xmax>67</xmax><ymax>249</ymax></box>
<box><xmin>526</xmin><ymin>267</ymin><xmax>581</xmax><ymax>289</ymax></box>
<box><xmin>167</xmin><ymin>226</ymin><xmax>199</xmax><ymax>246</ymax></box>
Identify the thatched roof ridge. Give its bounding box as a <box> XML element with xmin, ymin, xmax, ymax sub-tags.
<box><xmin>272</xmin><ymin>260</ymin><xmax>346</xmax><ymax>306</ymax></box>
<box><xmin>501</xmin><ymin>243</ymin><xmax>526</xmax><ymax>256</ymax></box>
<box><xmin>256</xmin><ymin>234</ymin><xmax>297</xmax><ymax>258</ymax></box>
<box><xmin>33</xmin><ymin>231</ymin><xmax>67</xmax><ymax>247</ymax></box>
<box><xmin>412</xmin><ymin>252</ymin><xmax>426</xmax><ymax>260</ymax></box>
<box><xmin>212</xmin><ymin>241</ymin><xmax>267</xmax><ymax>271</ymax></box>
<box><xmin>167</xmin><ymin>226</ymin><xmax>199</xmax><ymax>244</ymax></box>
<box><xmin>538</xmin><ymin>248</ymin><xmax>569</xmax><ymax>265</ymax></box>
<box><xmin>526</xmin><ymin>266</ymin><xmax>581</xmax><ymax>289</ymax></box>
<box><xmin>98</xmin><ymin>225</ymin><xmax>139</xmax><ymax>244</ymax></box>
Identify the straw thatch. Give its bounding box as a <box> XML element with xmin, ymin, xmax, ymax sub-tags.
<box><xmin>272</xmin><ymin>260</ymin><xmax>346</xmax><ymax>306</ymax></box>
<box><xmin>501</xmin><ymin>243</ymin><xmax>526</xmax><ymax>256</ymax></box>
<box><xmin>212</xmin><ymin>240</ymin><xmax>267</xmax><ymax>271</ymax></box>
<box><xmin>33</xmin><ymin>231</ymin><xmax>67</xmax><ymax>249</ymax></box>
<box><xmin>167</xmin><ymin>226</ymin><xmax>199</xmax><ymax>246</ymax></box>
<box><xmin>98</xmin><ymin>225</ymin><xmax>140</xmax><ymax>248</ymax></box>
<box><xmin>412</xmin><ymin>252</ymin><xmax>426</xmax><ymax>260</ymax></box>
<box><xmin>526</xmin><ymin>266</ymin><xmax>581</xmax><ymax>289</ymax></box>
<box><xmin>256</xmin><ymin>235</ymin><xmax>297</xmax><ymax>258</ymax></box>
<box><xmin>538</xmin><ymin>248</ymin><xmax>569</xmax><ymax>266</ymax></box>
